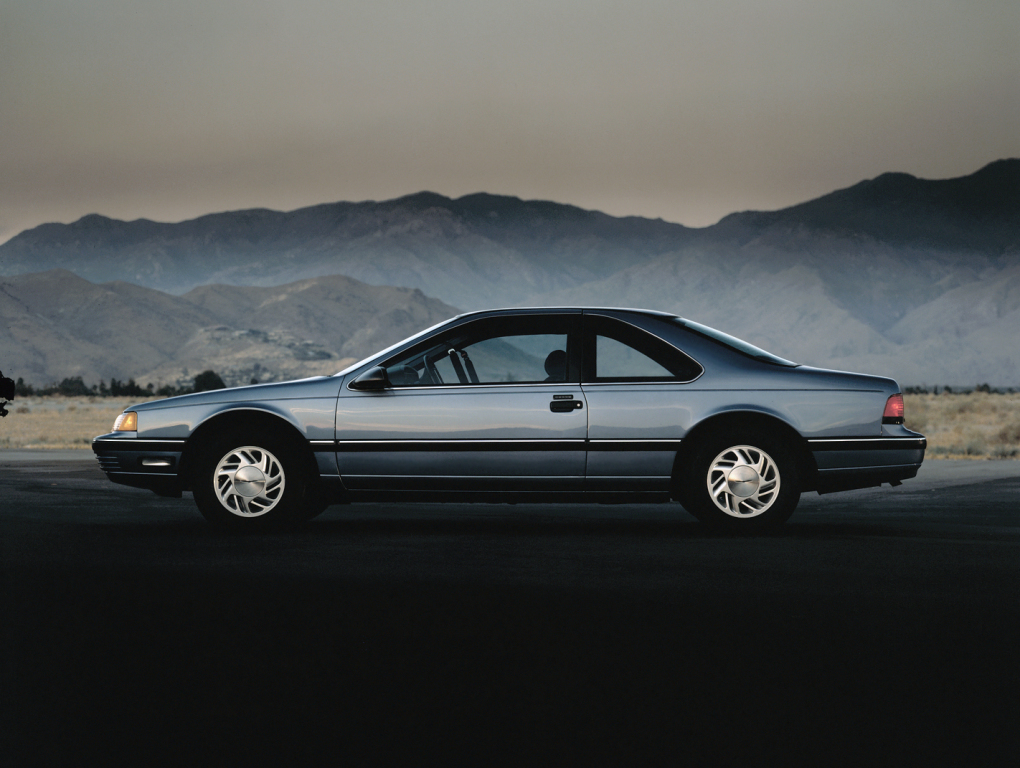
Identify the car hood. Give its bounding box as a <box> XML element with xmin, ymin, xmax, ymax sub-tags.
<box><xmin>129</xmin><ymin>376</ymin><xmax>344</xmax><ymax>411</ymax></box>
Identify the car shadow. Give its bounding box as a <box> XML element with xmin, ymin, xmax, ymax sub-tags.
<box><xmin>86</xmin><ymin>501</ymin><xmax>1014</xmax><ymax>544</ymax></box>
<box><xmin>296</xmin><ymin>508</ymin><xmax>976</xmax><ymax>541</ymax></box>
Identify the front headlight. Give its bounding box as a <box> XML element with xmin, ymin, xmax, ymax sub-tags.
<box><xmin>113</xmin><ymin>411</ymin><xmax>138</xmax><ymax>431</ymax></box>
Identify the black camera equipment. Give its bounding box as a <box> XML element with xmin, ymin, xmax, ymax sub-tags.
<box><xmin>0</xmin><ymin>370</ymin><xmax>15</xmax><ymax>417</ymax></box>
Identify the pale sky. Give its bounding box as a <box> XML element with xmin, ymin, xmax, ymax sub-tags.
<box><xmin>2</xmin><ymin>0</ymin><xmax>1018</xmax><ymax>242</ymax></box>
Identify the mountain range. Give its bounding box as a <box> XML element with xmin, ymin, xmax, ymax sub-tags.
<box><xmin>0</xmin><ymin>159</ymin><xmax>1017</xmax><ymax>386</ymax></box>
<box><xmin>0</xmin><ymin>270</ymin><xmax>456</xmax><ymax>389</ymax></box>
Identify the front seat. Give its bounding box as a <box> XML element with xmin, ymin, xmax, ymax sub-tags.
<box><xmin>543</xmin><ymin>350</ymin><xmax>567</xmax><ymax>382</ymax></box>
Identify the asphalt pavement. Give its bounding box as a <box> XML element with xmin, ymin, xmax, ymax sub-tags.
<box><xmin>2</xmin><ymin>454</ymin><xmax>1018</xmax><ymax>765</ymax></box>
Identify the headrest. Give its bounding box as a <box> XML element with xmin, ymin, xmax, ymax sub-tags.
<box><xmin>544</xmin><ymin>349</ymin><xmax>567</xmax><ymax>378</ymax></box>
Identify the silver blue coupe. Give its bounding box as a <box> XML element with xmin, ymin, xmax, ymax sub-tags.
<box><xmin>92</xmin><ymin>308</ymin><xmax>925</xmax><ymax>531</ymax></box>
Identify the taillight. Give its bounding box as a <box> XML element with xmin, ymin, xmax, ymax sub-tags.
<box><xmin>883</xmin><ymin>394</ymin><xmax>904</xmax><ymax>424</ymax></box>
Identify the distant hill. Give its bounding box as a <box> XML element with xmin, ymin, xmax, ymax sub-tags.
<box><xmin>2</xmin><ymin>263</ymin><xmax>1017</xmax><ymax>390</ymax></box>
<box><xmin>715</xmin><ymin>158</ymin><xmax>1020</xmax><ymax>253</ymax></box>
<box><xmin>1</xmin><ymin>159</ymin><xmax>1017</xmax><ymax>385</ymax></box>
<box><xmin>0</xmin><ymin>271</ymin><xmax>458</xmax><ymax>388</ymax></box>
<box><xmin>1</xmin><ymin>161</ymin><xmax>1015</xmax><ymax>306</ymax></box>
<box><xmin>0</xmin><ymin>191</ymin><xmax>692</xmax><ymax>303</ymax></box>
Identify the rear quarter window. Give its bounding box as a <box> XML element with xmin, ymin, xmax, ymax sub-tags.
<box><xmin>673</xmin><ymin>319</ymin><xmax>798</xmax><ymax>367</ymax></box>
<box><xmin>585</xmin><ymin>315</ymin><xmax>703</xmax><ymax>382</ymax></box>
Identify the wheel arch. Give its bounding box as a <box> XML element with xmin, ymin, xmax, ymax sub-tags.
<box><xmin>672</xmin><ymin>409</ymin><xmax>818</xmax><ymax>497</ymax></box>
<box><xmin>178</xmin><ymin>407</ymin><xmax>318</xmax><ymax>492</ymax></box>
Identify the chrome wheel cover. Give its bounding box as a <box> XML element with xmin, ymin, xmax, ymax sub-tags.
<box><xmin>706</xmin><ymin>444</ymin><xmax>781</xmax><ymax>519</ymax></box>
<box><xmin>213</xmin><ymin>446</ymin><xmax>286</xmax><ymax>517</ymax></box>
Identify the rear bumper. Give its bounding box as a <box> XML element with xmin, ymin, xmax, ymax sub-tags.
<box><xmin>808</xmin><ymin>434</ymin><xmax>926</xmax><ymax>494</ymax></box>
<box><xmin>92</xmin><ymin>435</ymin><xmax>186</xmax><ymax>497</ymax></box>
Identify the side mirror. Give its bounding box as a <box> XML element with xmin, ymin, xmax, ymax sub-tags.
<box><xmin>349</xmin><ymin>366</ymin><xmax>391</xmax><ymax>391</ymax></box>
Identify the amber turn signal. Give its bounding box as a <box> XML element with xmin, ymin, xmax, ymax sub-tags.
<box><xmin>113</xmin><ymin>411</ymin><xmax>138</xmax><ymax>431</ymax></box>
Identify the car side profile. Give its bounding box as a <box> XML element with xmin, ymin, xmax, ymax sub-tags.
<box><xmin>92</xmin><ymin>308</ymin><xmax>926</xmax><ymax>531</ymax></box>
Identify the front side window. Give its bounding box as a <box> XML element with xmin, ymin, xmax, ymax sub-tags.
<box><xmin>584</xmin><ymin>315</ymin><xmax>702</xmax><ymax>383</ymax></box>
<box><xmin>381</xmin><ymin>315</ymin><xmax>579</xmax><ymax>386</ymax></box>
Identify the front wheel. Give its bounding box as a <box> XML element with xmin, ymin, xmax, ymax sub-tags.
<box><xmin>192</xmin><ymin>434</ymin><xmax>313</xmax><ymax>528</ymax></box>
<box><xmin>682</xmin><ymin>432</ymin><xmax>801</xmax><ymax>532</ymax></box>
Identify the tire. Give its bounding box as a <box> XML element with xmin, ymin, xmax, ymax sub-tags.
<box><xmin>192</xmin><ymin>432</ymin><xmax>315</xmax><ymax>529</ymax></box>
<box><xmin>682</xmin><ymin>430</ymin><xmax>801</xmax><ymax>532</ymax></box>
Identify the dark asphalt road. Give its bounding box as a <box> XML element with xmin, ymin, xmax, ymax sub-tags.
<box><xmin>2</xmin><ymin>455</ymin><xmax>1019</xmax><ymax>765</ymax></box>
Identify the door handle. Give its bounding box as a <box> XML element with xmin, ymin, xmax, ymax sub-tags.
<box><xmin>550</xmin><ymin>400</ymin><xmax>584</xmax><ymax>412</ymax></box>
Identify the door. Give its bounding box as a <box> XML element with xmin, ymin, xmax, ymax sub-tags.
<box><xmin>337</xmin><ymin>313</ymin><xmax>587</xmax><ymax>492</ymax></box>
<box><xmin>581</xmin><ymin>312</ymin><xmax>701</xmax><ymax>492</ymax></box>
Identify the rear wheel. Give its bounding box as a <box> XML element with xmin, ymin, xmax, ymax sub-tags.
<box><xmin>682</xmin><ymin>431</ymin><xmax>801</xmax><ymax>532</ymax></box>
<box><xmin>192</xmin><ymin>433</ymin><xmax>315</xmax><ymax>528</ymax></box>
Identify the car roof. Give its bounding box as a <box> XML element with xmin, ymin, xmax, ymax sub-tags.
<box><xmin>451</xmin><ymin>307</ymin><xmax>681</xmax><ymax>321</ymax></box>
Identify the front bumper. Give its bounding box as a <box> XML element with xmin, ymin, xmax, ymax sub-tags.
<box><xmin>92</xmin><ymin>434</ymin><xmax>187</xmax><ymax>497</ymax></box>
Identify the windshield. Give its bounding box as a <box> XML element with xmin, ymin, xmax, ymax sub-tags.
<box><xmin>333</xmin><ymin>315</ymin><xmax>461</xmax><ymax>376</ymax></box>
<box><xmin>674</xmin><ymin>318</ymin><xmax>798</xmax><ymax>367</ymax></box>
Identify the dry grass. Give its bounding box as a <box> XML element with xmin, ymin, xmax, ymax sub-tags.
<box><xmin>0</xmin><ymin>396</ymin><xmax>161</xmax><ymax>449</ymax></box>
<box><xmin>2</xmin><ymin>392</ymin><xmax>1018</xmax><ymax>459</ymax></box>
<box><xmin>904</xmin><ymin>392</ymin><xmax>1020</xmax><ymax>459</ymax></box>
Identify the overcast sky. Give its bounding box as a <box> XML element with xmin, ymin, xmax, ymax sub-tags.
<box><xmin>2</xmin><ymin>0</ymin><xmax>1018</xmax><ymax>242</ymax></box>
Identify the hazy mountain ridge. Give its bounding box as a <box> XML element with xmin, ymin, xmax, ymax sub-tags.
<box><xmin>1</xmin><ymin>161</ymin><xmax>1015</xmax><ymax>314</ymax></box>
<box><xmin>0</xmin><ymin>191</ymin><xmax>694</xmax><ymax>302</ymax></box>
<box><xmin>713</xmin><ymin>159</ymin><xmax>1020</xmax><ymax>254</ymax></box>
<box><xmin>1</xmin><ymin>160</ymin><xmax>1018</xmax><ymax>385</ymax></box>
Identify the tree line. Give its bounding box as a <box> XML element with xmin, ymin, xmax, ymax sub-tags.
<box><xmin>13</xmin><ymin>370</ymin><xmax>228</xmax><ymax>398</ymax></box>
<box><xmin>903</xmin><ymin>384</ymin><xmax>1017</xmax><ymax>395</ymax></box>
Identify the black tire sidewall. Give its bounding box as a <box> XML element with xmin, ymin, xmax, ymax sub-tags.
<box><xmin>192</xmin><ymin>432</ymin><xmax>310</xmax><ymax>528</ymax></box>
<box><xmin>683</xmin><ymin>430</ymin><xmax>801</xmax><ymax>532</ymax></box>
